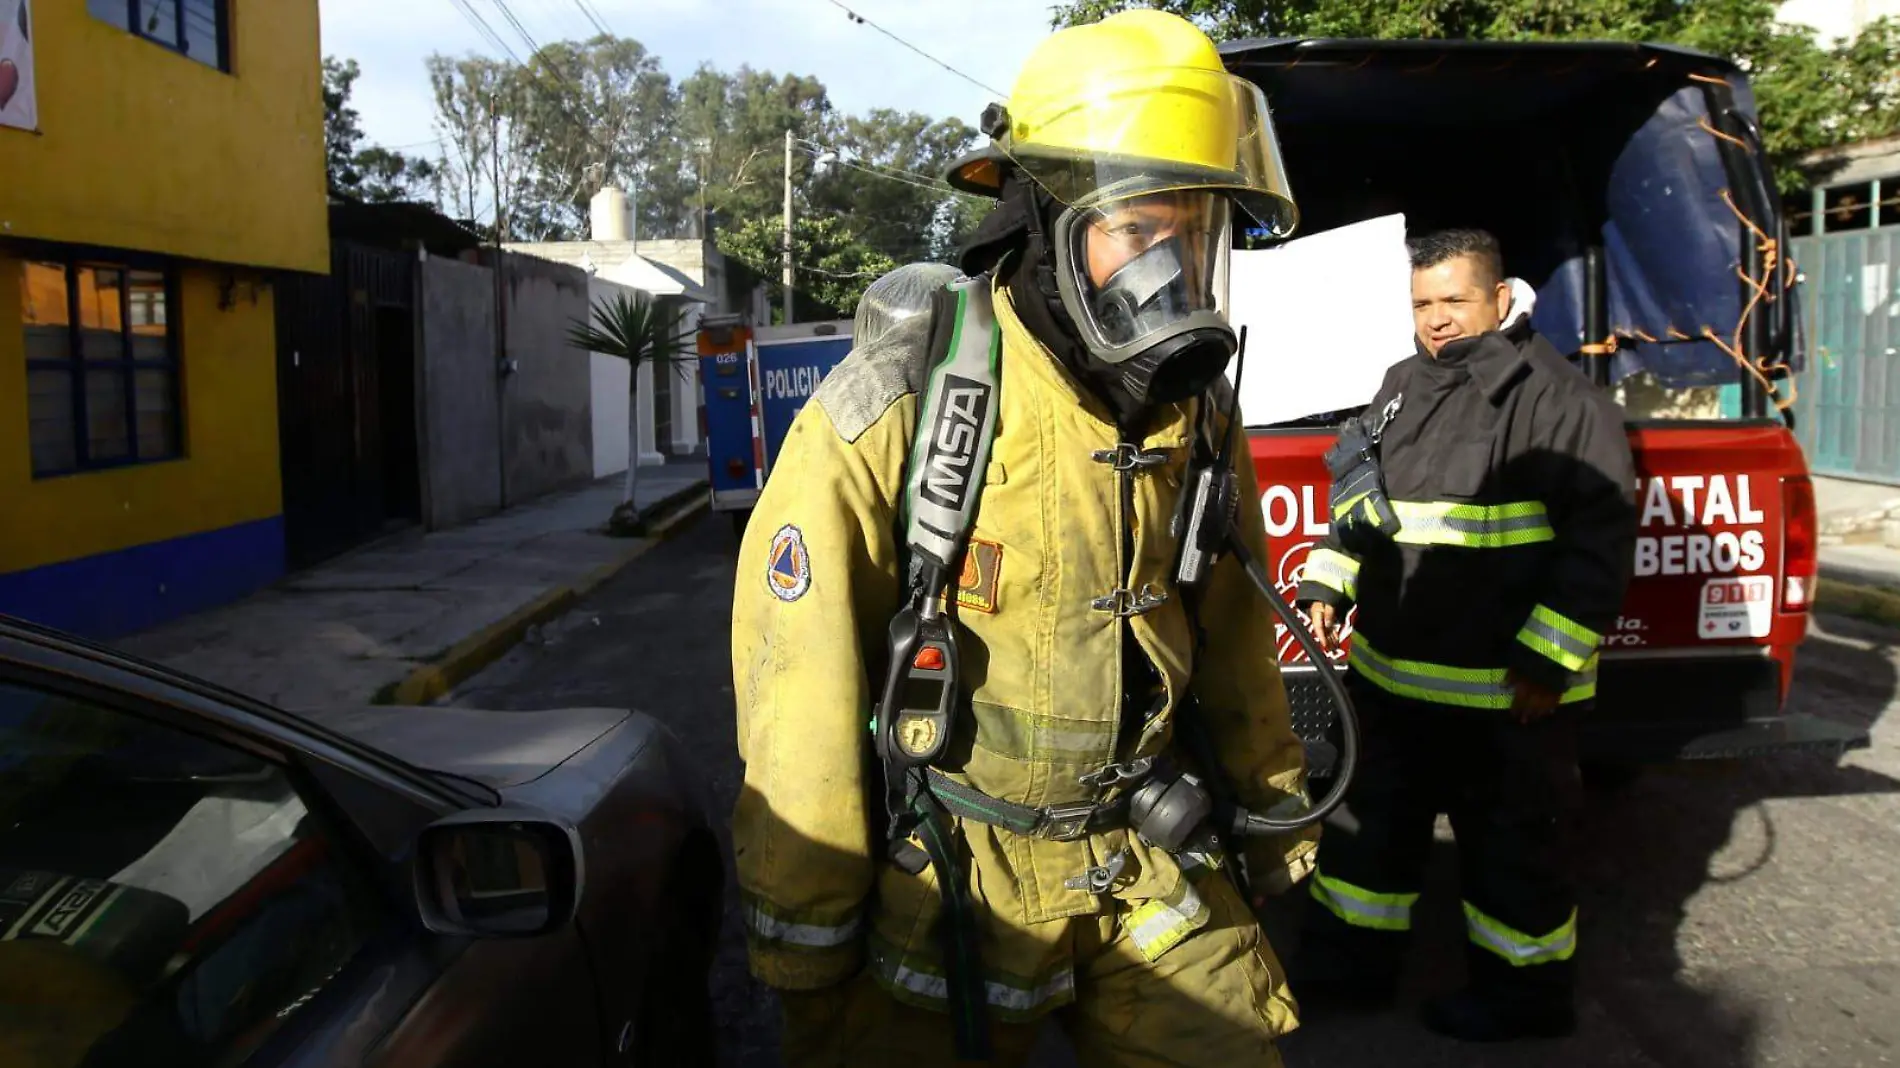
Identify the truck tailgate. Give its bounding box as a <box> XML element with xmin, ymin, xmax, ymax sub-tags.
<box><xmin>1251</xmin><ymin>420</ymin><xmax>1867</xmax><ymax>765</ymax></box>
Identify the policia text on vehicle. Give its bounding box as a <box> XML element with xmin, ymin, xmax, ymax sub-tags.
<box><xmin>730</xmin><ymin>11</ymin><xmax>1335</xmax><ymax>1066</ymax></box>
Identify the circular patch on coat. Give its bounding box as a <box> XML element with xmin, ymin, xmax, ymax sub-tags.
<box><xmin>765</xmin><ymin>525</ymin><xmax>812</xmax><ymax>602</ymax></box>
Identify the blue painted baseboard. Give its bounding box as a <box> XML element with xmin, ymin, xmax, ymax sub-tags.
<box><xmin>0</xmin><ymin>516</ymin><xmax>286</xmax><ymax>640</ymax></box>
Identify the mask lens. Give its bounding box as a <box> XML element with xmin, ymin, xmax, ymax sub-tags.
<box><xmin>1073</xmin><ymin>193</ymin><xmax>1228</xmax><ymax>353</ymax></box>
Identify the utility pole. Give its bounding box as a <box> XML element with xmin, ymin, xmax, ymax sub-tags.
<box><xmin>782</xmin><ymin>127</ymin><xmax>795</xmax><ymax>326</ymax></box>
<box><xmin>491</xmin><ymin>95</ymin><xmax>509</xmax><ymax>509</ymax></box>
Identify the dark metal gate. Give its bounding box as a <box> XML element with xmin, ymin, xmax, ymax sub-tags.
<box><xmin>274</xmin><ymin>242</ymin><xmax>420</xmax><ymax>569</ymax></box>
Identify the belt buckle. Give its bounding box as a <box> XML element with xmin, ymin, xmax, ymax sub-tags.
<box><xmin>1040</xmin><ymin>801</ymin><xmax>1097</xmax><ymax>841</ymax></box>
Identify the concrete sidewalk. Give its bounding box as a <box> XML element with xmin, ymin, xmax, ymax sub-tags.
<box><xmin>1815</xmin><ymin>475</ymin><xmax>1900</xmax><ymax>542</ymax></box>
<box><xmin>123</xmin><ymin>463</ymin><xmax>708</xmax><ymax>711</ymax></box>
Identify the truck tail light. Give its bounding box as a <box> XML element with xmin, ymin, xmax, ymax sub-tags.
<box><xmin>726</xmin><ymin>457</ymin><xmax>748</xmax><ymax>479</ymax></box>
<box><xmin>1782</xmin><ymin>476</ymin><xmax>1816</xmax><ymax>612</ymax></box>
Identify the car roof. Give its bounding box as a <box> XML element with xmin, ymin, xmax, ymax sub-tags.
<box><xmin>0</xmin><ymin>613</ymin><xmax>495</xmax><ymax>806</ymax></box>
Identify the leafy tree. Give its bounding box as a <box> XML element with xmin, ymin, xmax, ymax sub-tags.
<box><xmin>427</xmin><ymin>54</ymin><xmax>536</xmax><ymax>238</ymax></box>
<box><xmin>565</xmin><ymin>292</ymin><xmax>696</xmax><ymax>530</ymax></box>
<box><xmin>1050</xmin><ymin>1</ymin><xmax>1900</xmax><ymax>189</ymax></box>
<box><xmin>806</xmin><ymin>109</ymin><xmax>982</xmax><ymax>265</ymax></box>
<box><xmin>510</xmin><ymin>35</ymin><xmax>680</xmax><ymax>240</ymax></box>
<box><xmin>666</xmin><ymin>65</ymin><xmax>835</xmax><ymax>237</ymax></box>
<box><xmin>717</xmin><ymin>214</ymin><xmax>901</xmax><ymax>322</ymax></box>
<box><xmin>418</xmin><ymin>36</ymin><xmax>989</xmax><ymax>308</ymax></box>
<box><xmin>323</xmin><ymin>56</ymin><xmax>436</xmax><ymax>203</ymax></box>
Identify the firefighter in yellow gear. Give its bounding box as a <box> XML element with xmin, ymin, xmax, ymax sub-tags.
<box><xmin>731</xmin><ymin>11</ymin><xmax>1315</xmax><ymax>1065</ymax></box>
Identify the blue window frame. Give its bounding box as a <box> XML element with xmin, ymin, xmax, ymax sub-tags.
<box><xmin>20</xmin><ymin>259</ymin><xmax>183</xmax><ymax>478</ymax></box>
<box><xmin>87</xmin><ymin>0</ymin><xmax>229</xmax><ymax>72</ymax></box>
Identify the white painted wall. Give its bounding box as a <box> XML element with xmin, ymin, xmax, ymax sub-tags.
<box><xmin>672</xmin><ymin>303</ymin><xmax>705</xmax><ymax>455</ymax></box>
<box><xmin>591</xmin><ymin>351</ymin><xmax>631</xmax><ymax>478</ymax></box>
<box><xmin>585</xmin><ymin>276</ymin><xmax>665</xmax><ymax>478</ymax></box>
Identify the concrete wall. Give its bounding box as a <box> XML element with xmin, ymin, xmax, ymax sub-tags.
<box><xmin>502</xmin><ymin>252</ymin><xmax>594</xmax><ymax>505</ymax></box>
<box><xmin>419</xmin><ymin>256</ymin><xmax>503</xmax><ymax>530</ymax></box>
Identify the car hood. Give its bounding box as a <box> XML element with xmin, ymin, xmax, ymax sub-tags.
<box><xmin>299</xmin><ymin>705</ymin><xmax>631</xmax><ymax>790</ymax></box>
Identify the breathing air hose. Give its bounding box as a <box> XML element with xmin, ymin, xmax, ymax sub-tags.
<box><xmin>1223</xmin><ymin>528</ymin><xmax>1361</xmax><ymax>835</ymax></box>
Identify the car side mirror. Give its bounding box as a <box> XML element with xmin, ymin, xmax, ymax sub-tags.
<box><xmin>414</xmin><ymin>808</ymin><xmax>584</xmax><ymax>937</ymax></box>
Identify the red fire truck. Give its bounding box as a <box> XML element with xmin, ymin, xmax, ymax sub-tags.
<box><xmin>1228</xmin><ymin>39</ymin><xmax>1869</xmax><ymax>769</ymax></box>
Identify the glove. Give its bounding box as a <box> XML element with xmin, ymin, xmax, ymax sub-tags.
<box><xmin>1323</xmin><ymin>416</ymin><xmax>1400</xmax><ymax>553</ymax></box>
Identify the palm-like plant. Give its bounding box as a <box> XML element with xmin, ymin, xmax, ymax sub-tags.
<box><xmin>566</xmin><ymin>291</ymin><xmax>697</xmax><ymax>531</ymax></box>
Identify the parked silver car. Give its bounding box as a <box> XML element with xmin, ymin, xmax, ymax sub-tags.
<box><xmin>0</xmin><ymin>616</ymin><xmax>721</xmax><ymax>1068</ymax></box>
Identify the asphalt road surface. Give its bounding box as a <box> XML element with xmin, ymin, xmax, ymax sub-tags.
<box><xmin>452</xmin><ymin>513</ymin><xmax>1900</xmax><ymax>1068</ymax></box>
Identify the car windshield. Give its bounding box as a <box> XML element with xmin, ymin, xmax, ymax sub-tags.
<box><xmin>0</xmin><ymin>683</ymin><xmax>372</xmax><ymax>1068</ymax></box>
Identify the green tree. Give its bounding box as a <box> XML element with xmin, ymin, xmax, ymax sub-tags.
<box><xmin>717</xmin><ymin>214</ymin><xmax>901</xmax><ymax>322</ymax></box>
<box><xmin>667</xmin><ymin>65</ymin><xmax>835</xmax><ymax>237</ymax></box>
<box><xmin>427</xmin><ymin>53</ymin><xmax>535</xmax><ymax>237</ymax></box>
<box><xmin>805</xmin><ymin>110</ymin><xmax>981</xmax><ymax>265</ymax></box>
<box><xmin>1050</xmin><ymin>1</ymin><xmax>1900</xmax><ymax>189</ymax></box>
<box><xmin>510</xmin><ymin>35</ymin><xmax>680</xmax><ymax>240</ymax></box>
<box><xmin>565</xmin><ymin>292</ymin><xmax>696</xmax><ymax>531</ymax></box>
<box><xmin>324</xmin><ymin>57</ymin><xmax>438</xmax><ymax>203</ymax></box>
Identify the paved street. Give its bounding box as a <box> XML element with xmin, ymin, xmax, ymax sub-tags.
<box><xmin>451</xmin><ymin>514</ymin><xmax>1900</xmax><ymax>1068</ymax></box>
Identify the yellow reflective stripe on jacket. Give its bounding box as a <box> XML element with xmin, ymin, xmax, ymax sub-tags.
<box><xmin>1309</xmin><ymin>871</ymin><xmax>1419</xmax><ymax>931</ymax></box>
<box><xmin>1463</xmin><ymin>903</ymin><xmax>1578</xmax><ymax>966</ymax></box>
<box><xmin>1124</xmin><ymin>853</ymin><xmax>1223</xmax><ymax>963</ymax></box>
<box><xmin>1390</xmin><ymin>500</ymin><xmax>1554</xmax><ymax>548</ymax></box>
<box><xmin>741</xmin><ymin>892</ymin><xmax>864</xmax><ymax>949</ymax></box>
<box><xmin>1303</xmin><ymin>547</ymin><xmax>1360</xmax><ymax>601</ymax></box>
<box><xmin>868</xmin><ymin>935</ymin><xmax>1076</xmax><ymax>1022</ymax></box>
<box><xmin>1350</xmin><ymin>635</ymin><xmax>1597</xmax><ymax>710</ymax></box>
<box><xmin>1515</xmin><ymin>604</ymin><xmax>1603</xmax><ymax>673</ymax></box>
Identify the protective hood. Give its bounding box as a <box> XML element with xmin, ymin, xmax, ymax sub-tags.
<box><xmin>960</xmin><ymin>169</ymin><xmax>1232</xmax><ymax>426</ymax></box>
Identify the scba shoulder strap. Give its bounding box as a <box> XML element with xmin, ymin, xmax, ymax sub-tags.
<box><xmin>871</xmin><ymin>274</ymin><xmax>1004</xmax><ymax>1062</ymax></box>
<box><xmin>903</xmin><ymin>275</ymin><xmax>1004</xmax><ymax>576</ymax></box>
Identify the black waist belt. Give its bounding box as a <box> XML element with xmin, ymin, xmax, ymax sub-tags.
<box><xmin>925</xmin><ymin>769</ymin><xmax>1130</xmax><ymax>841</ymax></box>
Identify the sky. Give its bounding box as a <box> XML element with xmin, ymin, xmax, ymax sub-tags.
<box><xmin>318</xmin><ymin>0</ymin><xmax>1063</xmax><ymax>157</ymax></box>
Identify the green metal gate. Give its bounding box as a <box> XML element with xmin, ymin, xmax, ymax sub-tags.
<box><xmin>1793</xmin><ymin>226</ymin><xmax>1900</xmax><ymax>483</ymax></box>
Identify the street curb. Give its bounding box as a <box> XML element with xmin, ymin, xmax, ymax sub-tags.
<box><xmin>373</xmin><ymin>487</ymin><xmax>710</xmax><ymax>706</ymax></box>
<box><xmin>610</xmin><ymin>480</ymin><xmax>710</xmax><ymax>537</ymax></box>
<box><xmin>1815</xmin><ymin>575</ymin><xmax>1900</xmax><ymax>630</ymax></box>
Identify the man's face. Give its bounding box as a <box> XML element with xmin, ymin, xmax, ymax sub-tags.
<box><xmin>1082</xmin><ymin>192</ymin><xmax>1209</xmax><ymax>290</ymax></box>
<box><xmin>1411</xmin><ymin>254</ymin><xmax>1511</xmax><ymax>356</ymax></box>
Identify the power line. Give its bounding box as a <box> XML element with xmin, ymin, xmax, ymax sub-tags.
<box><xmin>448</xmin><ymin>0</ymin><xmax>520</xmax><ymax>62</ymax></box>
<box><xmin>820</xmin><ymin>0</ymin><xmax>1006</xmax><ymax>98</ymax></box>
<box><xmin>571</xmin><ymin>0</ymin><xmax>611</xmax><ymax>35</ymax></box>
<box><xmin>793</xmin><ymin>142</ymin><xmax>981</xmax><ymax>201</ymax></box>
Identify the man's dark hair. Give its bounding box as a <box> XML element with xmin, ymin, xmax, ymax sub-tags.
<box><xmin>1407</xmin><ymin>228</ymin><xmax>1503</xmax><ymax>287</ymax></box>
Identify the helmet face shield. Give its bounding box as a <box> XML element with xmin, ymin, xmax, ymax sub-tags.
<box><xmin>1054</xmin><ymin>190</ymin><xmax>1235</xmax><ymax>366</ymax></box>
<box><xmin>998</xmin><ymin>65</ymin><xmax>1298</xmax><ymax>236</ymax></box>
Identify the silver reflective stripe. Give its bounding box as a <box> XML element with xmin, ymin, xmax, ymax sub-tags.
<box><xmin>1518</xmin><ymin>615</ymin><xmax>1597</xmax><ymax>670</ymax></box>
<box><xmin>1127</xmin><ymin>882</ymin><xmax>1209</xmax><ymax>960</ymax></box>
<box><xmin>1302</xmin><ymin>548</ymin><xmax>1360</xmax><ymax>599</ymax></box>
<box><xmin>742</xmin><ymin>903</ymin><xmax>863</xmax><ymax>948</ymax></box>
<box><xmin>1463</xmin><ymin>904</ymin><xmax>1578</xmax><ymax>965</ymax></box>
<box><xmin>883</xmin><ymin>958</ymin><xmax>1076</xmax><ymax>1014</ymax></box>
<box><xmin>1350</xmin><ymin>635</ymin><xmax>1598</xmax><ymax>709</ymax></box>
<box><xmin>1310</xmin><ymin>874</ymin><xmax>1415</xmax><ymax>930</ymax></box>
<box><xmin>903</xmin><ymin>279</ymin><xmax>1001</xmax><ymax>570</ymax></box>
<box><xmin>1390</xmin><ymin>500</ymin><xmax>1554</xmax><ymax>547</ymax></box>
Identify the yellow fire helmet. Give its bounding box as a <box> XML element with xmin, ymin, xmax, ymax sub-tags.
<box><xmin>946</xmin><ymin>9</ymin><xmax>1298</xmax><ymax>238</ymax></box>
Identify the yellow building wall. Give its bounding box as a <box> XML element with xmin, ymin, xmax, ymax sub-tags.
<box><xmin>0</xmin><ymin>255</ymin><xmax>283</xmax><ymax>574</ymax></box>
<box><xmin>0</xmin><ymin>2</ymin><xmax>328</xmax><ymax>273</ymax></box>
